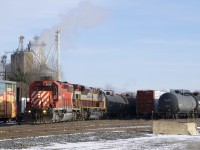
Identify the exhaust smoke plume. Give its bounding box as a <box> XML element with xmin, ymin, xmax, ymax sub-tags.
<box><xmin>39</xmin><ymin>0</ymin><xmax>107</xmax><ymax>50</ymax></box>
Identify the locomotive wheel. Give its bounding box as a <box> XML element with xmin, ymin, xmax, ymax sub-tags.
<box><xmin>34</xmin><ymin>113</ymin><xmax>41</xmax><ymax>124</ymax></box>
<box><xmin>58</xmin><ymin>110</ymin><xmax>64</xmax><ymax>122</ymax></box>
<box><xmin>23</xmin><ymin>113</ymin><xmax>33</xmax><ymax>124</ymax></box>
<box><xmin>42</xmin><ymin>114</ymin><xmax>53</xmax><ymax>123</ymax></box>
<box><xmin>72</xmin><ymin>112</ymin><xmax>77</xmax><ymax>121</ymax></box>
<box><xmin>82</xmin><ymin>111</ymin><xmax>88</xmax><ymax>121</ymax></box>
<box><xmin>175</xmin><ymin>114</ymin><xmax>179</xmax><ymax>119</ymax></box>
<box><xmin>98</xmin><ymin>110</ymin><xmax>103</xmax><ymax>119</ymax></box>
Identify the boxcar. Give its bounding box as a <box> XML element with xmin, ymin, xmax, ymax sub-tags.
<box><xmin>136</xmin><ymin>90</ymin><xmax>165</xmax><ymax>118</ymax></box>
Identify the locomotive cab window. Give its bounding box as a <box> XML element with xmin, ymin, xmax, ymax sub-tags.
<box><xmin>68</xmin><ymin>86</ymin><xmax>73</xmax><ymax>93</ymax></box>
<box><xmin>76</xmin><ymin>94</ymin><xmax>80</xmax><ymax>99</ymax></box>
<box><xmin>36</xmin><ymin>87</ymin><xmax>42</xmax><ymax>91</ymax></box>
<box><xmin>63</xmin><ymin>85</ymin><xmax>74</xmax><ymax>92</ymax></box>
<box><xmin>52</xmin><ymin>85</ymin><xmax>58</xmax><ymax>100</ymax></box>
<box><xmin>36</xmin><ymin>86</ymin><xmax>52</xmax><ymax>91</ymax></box>
<box><xmin>35</xmin><ymin>81</ymin><xmax>42</xmax><ymax>86</ymax></box>
<box><xmin>30</xmin><ymin>87</ymin><xmax>35</xmax><ymax>93</ymax></box>
<box><xmin>63</xmin><ymin>85</ymin><xmax>68</xmax><ymax>89</ymax></box>
<box><xmin>43</xmin><ymin>86</ymin><xmax>52</xmax><ymax>91</ymax></box>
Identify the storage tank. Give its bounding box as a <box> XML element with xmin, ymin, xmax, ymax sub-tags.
<box><xmin>158</xmin><ymin>92</ymin><xmax>197</xmax><ymax>113</ymax></box>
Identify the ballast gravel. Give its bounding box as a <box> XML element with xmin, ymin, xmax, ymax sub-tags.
<box><xmin>0</xmin><ymin>131</ymin><xmax>149</xmax><ymax>149</ymax></box>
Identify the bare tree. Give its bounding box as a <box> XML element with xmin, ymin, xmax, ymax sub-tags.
<box><xmin>6</xmin><ymin>45</ymin><xmax>58</xmax><ymax>97</ymax></box>
<box><xmin>2</xmin><ymin>31</ymin><xmax>62</xmax><ymax>97</ymax></box>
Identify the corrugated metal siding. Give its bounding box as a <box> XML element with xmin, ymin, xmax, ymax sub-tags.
<box><xmin>136</xmin><ymin>90</ymin><xmax>154</xmax><ymax>114</ymax></box>
<box><xmin>136</xmin><ymin>90</ymin><xmax>165</xmax><ymax>114</ymax></box>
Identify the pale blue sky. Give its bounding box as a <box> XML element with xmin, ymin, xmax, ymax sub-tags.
<box><xmin>1</xmin><ymin>0</ymin><xmax>200</xmax><ymax>92</ymax></box>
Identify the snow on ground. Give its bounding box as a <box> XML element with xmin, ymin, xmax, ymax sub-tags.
<box><xmin>23</xmin><ymin>134</ymin><xmax>200</xmax><ymax>150</ymax></box>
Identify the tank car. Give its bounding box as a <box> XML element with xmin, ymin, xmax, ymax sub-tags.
<box><xmin>125</xmin><ymin>95</ymin><xmax>137</xmax><ymax>118</ymax></box>
<box><xmin>24</xmin><ymin>79</ymin><xmax>106</xmax><ymax>123</ymax></box>
<box><xmin>105</xmin><ymin>91</ymin><xmax>136</xmax><ymax>118</ymax></box>
<box><xmin>158</xmin><ymin>92</ymin><xmax>198</xmax><ymax>118</ymax></box>
<box><xmin>0</xmin><ymin>80</ymin><xmax>17</xmax><ymax>122</ymax></box>
<box><xmin>193</xmin><ymin>95</ymin><xmax>200</xmax><ymax>117</ymax></box>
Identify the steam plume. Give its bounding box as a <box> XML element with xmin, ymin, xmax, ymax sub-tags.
<box><xmin>39</xmin><ymin>0</ymin><xmax>107</xmax><ymax>49</ymax></box>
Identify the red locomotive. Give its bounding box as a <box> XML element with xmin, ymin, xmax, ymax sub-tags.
<box><xmin>24</xmin><ymin>78</ymin><xmax>106</xmax><ymax>123</ymax></box>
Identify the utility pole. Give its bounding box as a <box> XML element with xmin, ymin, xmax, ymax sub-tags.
<box><xmin>55</xmin><ymin>29</ymin><xmax>61</xmax><ymax>81</ymax></box>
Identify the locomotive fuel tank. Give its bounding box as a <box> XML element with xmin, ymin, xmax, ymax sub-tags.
<box><xmin>158</xmin><ymin>92</ymin><xmax>197</xmax><ymax>113</ymax></box>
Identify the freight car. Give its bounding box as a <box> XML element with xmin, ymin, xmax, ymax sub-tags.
<box><xmin>0</xmin><ymin>80</ymin><xmax>17</xmax><ymax>122</ymax></box>
<box><xmin>105</xmin><ymin>91</ymin><xmax>136</xmax><ymax>118</ymax></box>
<box><xmin>158</xmin><ymin>90</ymin><xmax>200</xmax><ymax>118</ymax></box>
<box><xmin>24</xmin><ymin>78</ymin><xmax>106</xmax><ymax>123</ymax></box>
<box><xmin>136</xmin><ymin>90</ymin><xmax>166</xmax><ymax>118</ymax></box>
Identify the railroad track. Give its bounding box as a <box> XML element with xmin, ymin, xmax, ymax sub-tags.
<box><xmin>1</xmin><ymin>118</ymin><xmax>199</xmax><ymax>140</ymax></box>
<box><xmin>0</xmin><ymin>119</ymin><xmax>152</xmax><ymax>140</ymax></box>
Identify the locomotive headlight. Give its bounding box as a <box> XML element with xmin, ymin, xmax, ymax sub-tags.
<box><xmin>28</xmin><ymin>110</ymin><xmax>31</xmax><ymax>113</ymax></box>
<box><xmin>43</xmin><ymin>110</ymin><xmax>47</xmax><ymax>114</ymax></box>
